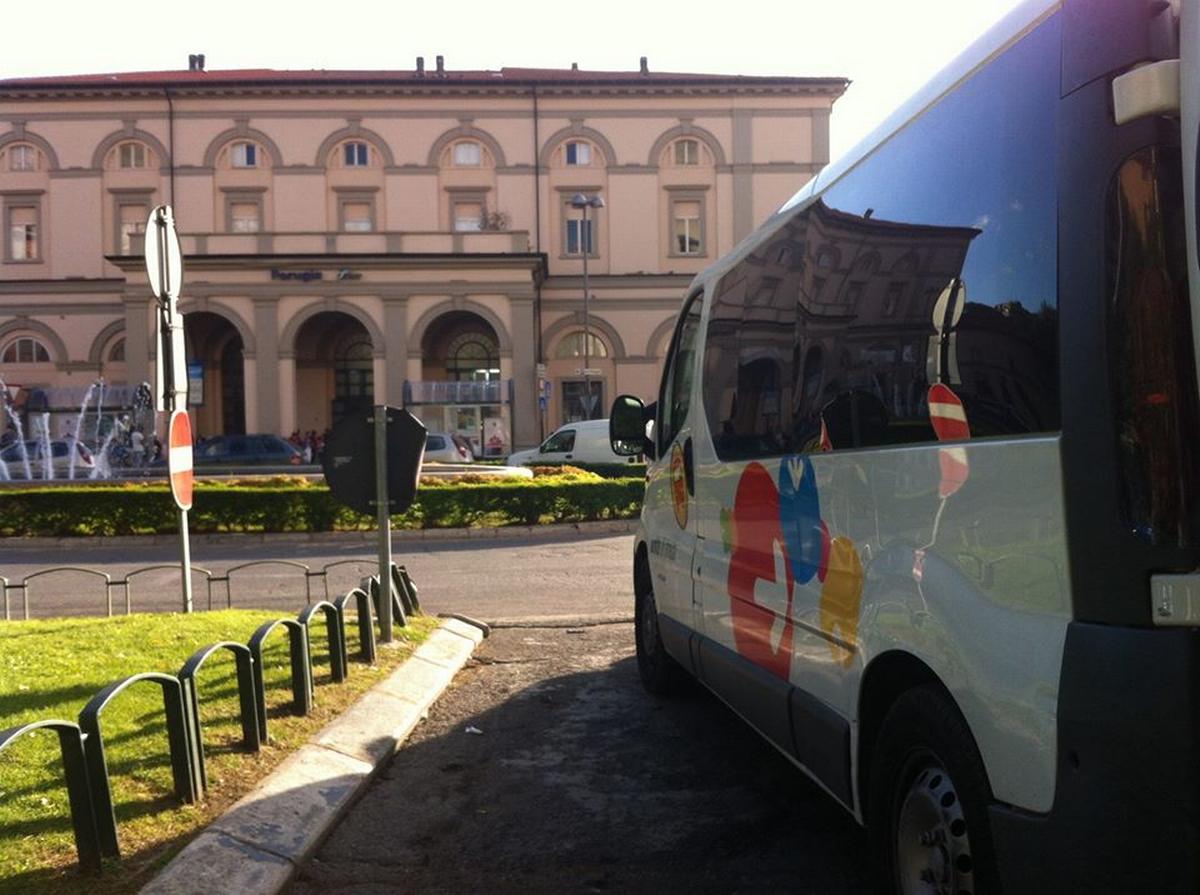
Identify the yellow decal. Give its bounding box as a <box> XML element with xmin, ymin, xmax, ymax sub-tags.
<box><xmin>669</xmin><ymin>442</ymin><xmax>688</xmax><ymax>529</ymax></box>
<box><xmin>819</xmin><ymin>536</ymin><xmax>863</xmax><ymax>667</ymax></box>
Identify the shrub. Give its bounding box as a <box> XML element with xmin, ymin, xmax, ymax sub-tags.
<box><xmin>0</xmin><ymin>476</ymin><xmax>645</xmax><ymax>537</ymax></box>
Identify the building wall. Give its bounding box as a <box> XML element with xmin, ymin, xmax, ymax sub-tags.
<box><xmin>0</xmin><ymin>69</ymin><xmax>842</xmax><ymax>448</ymax></box>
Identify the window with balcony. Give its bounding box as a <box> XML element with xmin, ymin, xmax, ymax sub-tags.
<box><xmin>565</xmin><ymin>217</ymin><xmax>594</xmax><ymax>256</ymax></box>
<box><xmin>231</xmin><ymin>202</ymin><xmax>261</xmax><ymax>233</ymax></box>
<box><xmin>673</xmin><ymin>199</ymin><xmax>703</xmax><ymax>255</ymax></box>
<box><xmin>118</xmin><ymin>202</ymin><xmax>147</xmax><ymax>253</ymax></box>
<box><xmin>1</xmin><ymin>337</ymin><xmax>50</xmax><ymax>364</ymax></box>
<box><xmin>453</xmin><ymin>200</ymin><xmax>483</xmax><ymax>232</ymax></box>
<box><xmin>6</xmin><ymin>204</ymin><xmax>39</xmax><ymax>261</ymax></box>
<box><xmin>341</xmin><ymin>199</ymin><xmax>374</xmax><ymax>232</ymax></box>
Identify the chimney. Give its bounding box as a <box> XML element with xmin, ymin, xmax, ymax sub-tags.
<box><xmin>188</xmin><ymin>54</ymin><xmax>206</xmax><ymax>71</ymax></box>
<box><xmin>640</xmin><ymin>56</ymin><xmax>649</xmax><ymax>75</ymax></box>
<box><xmin>571</xmin><ymin>62</ymin><xmax>579</xmax><ymax>71</ymax></box>
<box><xmin>416</xmin><ymin>56</ymin><xmax>425</xmax><ymax>77</ymax></box>
<box><xmin>436</xmin><ymin>55</ymin><xmax>445</xmax><ymax>77</ymax></box>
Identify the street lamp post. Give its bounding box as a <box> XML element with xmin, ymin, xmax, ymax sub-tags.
<box><xmin>569</xmin><ymin>193</ymin><xmax>604</xmax><ymax>420</ymax></box>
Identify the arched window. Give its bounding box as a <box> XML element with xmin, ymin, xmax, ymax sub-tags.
<box><xmin>670</xmin><ymin>138</ymin><xmax>702</xmax><ymax>166</ymax></box>
<box><xmin>219</xmin><ymin>140</ymin><xmax>264</xmax><ymax>169</ymax></box>
<box><xmin>563</xmin><ymin>139</ymin><xmax>595</xmax><ymax>167</ymax></box>
<box><xmin>446</xmin><ymin>334</ymin><xmax>499</xmax><ymax>382</ymax></box>
<box><xmin>4</xmin><ymin>143</ymin><xmax>40</xmax><ymax>172</ymax></box>
<box><xmin>113</xmin><ymin>141</ymin><xmax>152</xmax><ymax>169</ymax></box>
<box><xmin>554</xmin><ymin>331</ymin><xmax>609</xmax><ymax>359</ymax></box>
<box><xmin>1</xmin><ymin>337</ymin><xmax>51</xmax><ymax>363</ymax></box>
<box><xmin>107</xmin><ymin>338</ymin><xmax>126</xmax><ymax>363</ymax></box>
<box><xmin>334</xmin><ymin>339</ymin><xmax>373</xmax><ymax>403</ymax></box>
<box><xmin>330</xmin><ymin>140</ymin><xmax>380</xmax><ymax>169</ymax></box>
<box><xmin>451</xmin><ymin>140</ymin><xmax>483</xmax><ymax>166</ymax></box>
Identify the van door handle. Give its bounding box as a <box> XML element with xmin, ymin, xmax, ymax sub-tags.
<box><xmin>683</xmin><ymin>437</ymin><xmax>695</xmax><ymax>496</ymax></box>
<box><xmin>565</xmin><ymin>454</ymin><xmax>573</xmax><ymax>459</ymax></box>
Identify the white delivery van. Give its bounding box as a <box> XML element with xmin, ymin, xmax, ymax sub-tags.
<box><xmin>609</xmin><ymin>1</ymin><xmax>1200</xmax><ymax>891</ymax></box>
<box><xmin>507</xmin><ymin>419</ymin><xmax>641</xmax><ymax>467</ymax></box>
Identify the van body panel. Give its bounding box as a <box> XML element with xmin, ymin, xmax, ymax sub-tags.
<box><xmin>691</xmin><ymin>436</ymin><xmax>1069</xmax><ymax>813</ymax></box>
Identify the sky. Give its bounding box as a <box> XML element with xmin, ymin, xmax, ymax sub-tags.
<box><xmin>4</xmin><ymin>0</ymin><xmax>1027</xmax><ymax>160</ymax></box>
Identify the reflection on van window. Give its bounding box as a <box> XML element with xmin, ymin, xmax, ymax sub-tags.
<box><xmin>703</xmin><ymin>15</ymin><xmax>1060</xmax><ymax>461</ymax></box>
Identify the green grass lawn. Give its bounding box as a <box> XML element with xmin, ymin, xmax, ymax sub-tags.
<box><xmin>0</xmin><ymin>609</ymin><xmax>438</xmax><ymax>894</ymax></box>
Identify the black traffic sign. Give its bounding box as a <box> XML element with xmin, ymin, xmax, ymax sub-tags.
<box><xmin>322</xmin><ymin>407</ymin><xmax>427</xmax><ymax>516</ymax></box>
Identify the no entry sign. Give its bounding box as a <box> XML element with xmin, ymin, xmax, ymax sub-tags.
<box><xmin>928</xmin><ymin>384</ymin><xmax>970</xmax><ymax>498</ymax></box>
<box><xmin>168</xmin><ymin>410</ymin><xmax>194</xmax><ymax>510</ymax></box>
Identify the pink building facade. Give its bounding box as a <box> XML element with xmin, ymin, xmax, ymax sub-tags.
<box><xmin>0</xmin><ymin>59</ymin><xmax>844</xmax><ymax>453</ymax></box>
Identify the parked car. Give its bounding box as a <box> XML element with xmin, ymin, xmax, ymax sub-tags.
<box><xmin>424</xmin><ymin>432</ymin><xmax>473</xmax><ymax>463</ymax></box>
<box><xmin>194</xmin><ymin>434</ymin><xmax>302</xmax><ymax>466</ymax></box>
<box><xmin>506</xmin><ymin>419</ymin><xmax>642</xmax><ymax>467</ymax></box>
<box><xmin>0</xmin><ymin>438</ymin><xmax>95</xmax><ymax>477</ymax></box>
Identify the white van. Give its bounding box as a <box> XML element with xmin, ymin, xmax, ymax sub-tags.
<box><xmin>507</xmin><ymin>419</ymin><xmax>641</xmax><ymax>467</ymax></box>
<box><xmin>610</xmin><ymin>1</ymin><xmax>1200</xmax><ymax>891</ymax></box>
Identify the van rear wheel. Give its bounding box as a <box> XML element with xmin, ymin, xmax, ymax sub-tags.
<box><xmin>869</xmin><ymin>687</ymin><xmax>999</xmax><ymax>895</ymax></box>
<box><xmin>634</xmin><ymin>569</ymin><xmax>685</xmax><ymax>695</ymax></box>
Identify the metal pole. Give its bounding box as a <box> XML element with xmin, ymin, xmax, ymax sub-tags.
<box><xmin>373</xmin><ymin>405</ymin><xmax>394</xmax><ymax>643</ymax></box>
<box><xmin>179</xmin><ymin>507</ymin><xmax>193</xmax><ymax>613</ymax></box>
<box><xmin>581</xmin><ymin>204</ymin><xmax>591</xmax><ymax>420</ymax></box>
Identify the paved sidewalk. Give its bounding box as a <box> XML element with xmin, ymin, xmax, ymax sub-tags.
<box><xmin>141</xmin><ymin>616</ymin><xmax>490</xmax><ymax>895</ymax></box>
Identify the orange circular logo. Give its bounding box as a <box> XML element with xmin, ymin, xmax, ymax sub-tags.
<box><xmin>669</xmin><ymin>443</ymin><xmax>688</xmax><ymax>529</ymax></box>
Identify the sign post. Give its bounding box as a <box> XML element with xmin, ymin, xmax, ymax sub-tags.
<box><xmin>145</xmin><ymin>205</ymin><xmax>194</xmax><ymax>613</ymax></box>
<box><xmin>322</xmin><ymin>406</ymin><xmax>426</xmax><ymax>644</ymax></box>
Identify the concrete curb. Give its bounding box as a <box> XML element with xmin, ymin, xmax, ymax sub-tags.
<box><xmin>0</xmin><ymin>519</ymin><xmax>636</xmax><ymax>551</ymax></box>
<box><xmin>140</xmin><ymin>616</ymin><xmax>488</xmax><ymax>895</ymax></box>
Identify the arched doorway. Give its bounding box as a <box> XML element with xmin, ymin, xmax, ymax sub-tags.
<box><xmin>293</xmin><ymin>312</ymin><xmax>374</xmax><ymax>435</ymax></box>
<box><xmin>417</xmin><ymin>311</ymin><xmax>507</xmax><ymax>457</ymax></box>
<box><xmin>186</xmin><ymin>312</ymin><xmax>245</xmax><ymax>436</ymax></box>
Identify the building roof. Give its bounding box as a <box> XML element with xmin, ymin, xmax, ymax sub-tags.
<box><xmin>0</xmin><ymin>65</ymin><xmax>848</xmax><ymax>96</ymax></box>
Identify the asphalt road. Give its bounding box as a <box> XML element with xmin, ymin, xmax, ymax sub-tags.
<box><xmin>291</xmin><ymin>622</ymin><xmax>872</xmax><ymax>894</ymax></box>
<box><xmin>0</xmin><ymin>528</ymin><xmax>634</xmax><ymax>622</ymax></box>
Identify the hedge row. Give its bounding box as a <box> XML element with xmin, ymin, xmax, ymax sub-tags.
<box><xmin>0</xmin><ymin>476</ymin><xmax>646</xmax><ymax>537</ymax></box>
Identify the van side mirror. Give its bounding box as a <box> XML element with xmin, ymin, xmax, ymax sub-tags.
<box><xmin>610</xmin><ymin>394</ymin><xmax>655</xmax><ymax>460</ymax></box>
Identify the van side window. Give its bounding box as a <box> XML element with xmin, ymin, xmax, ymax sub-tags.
<box><xmin>703</xmin><ymin>14</ymin><xmax>1061</xmax><ymax>461</ymax></box>
<box><xmin>542</xmin><ymin>429</ymin><xmax>576</xmax><ymax>453</ymax></box>
<box><xmin>659</xmin><ymin>295</ymin><xmax>704</xmax><ymax>452</ymax></box>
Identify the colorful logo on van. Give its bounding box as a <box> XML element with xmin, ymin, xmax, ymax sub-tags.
<box><xmin>669</xmin><ymin>442</ymin><xmax>688</xmax><ymax>529</ymax></box>
<box><xmin>727</xmin><ymin>456</ymin><xmax>863</xmax><ymax>674</ymax></box>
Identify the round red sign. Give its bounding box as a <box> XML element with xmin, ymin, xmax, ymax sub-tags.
<box><xmin>168</xmin><ymin>409</ymin><xmax>194</xmax><ymax>511</ymax></box>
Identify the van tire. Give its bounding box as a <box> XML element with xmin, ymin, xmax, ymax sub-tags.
<box><xmin>868</xmin><ymin>686</ymin><xmax>1000</xmax><ymax>895</ymax></box>
<box><xmin>634</xmin><ymin>575</ymin><xmax>686</xmax><ymax>696</ymax></box>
